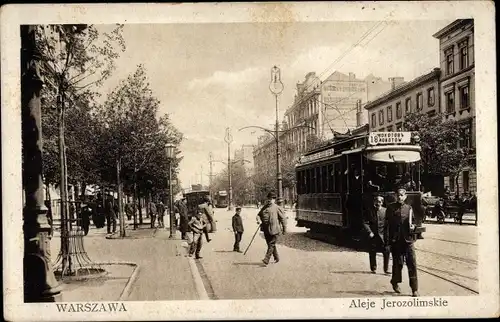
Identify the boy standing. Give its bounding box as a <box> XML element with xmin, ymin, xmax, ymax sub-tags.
<box><xmin>188</xmin><ymin>211</ymin><xmax>207</xmax><ymax>259</ymax></box>
<box><xmin>232</xmin><ymin>207</ymin><xmax>244</xmax><ymax>252</ymax></box>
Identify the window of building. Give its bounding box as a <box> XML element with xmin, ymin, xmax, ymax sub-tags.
<box><xmin>446</xmin><ymin>47</ymin><xmax>454</xmax><ymax>75</ymax></box>
<box><xmin>371</xmin><ymin>113</ymin><xmax>376</xmax><ymax>128</ymax></box>
<box><xmin>463</xmin><ymin>171</ymin><xmax>470</xmax><ymax>193</ymax></box>
<box><xmin>405</xmin><ymin>98</ymin><xmax>412</xmax><ymax>114</ymax></box>
<box><xmin>387</xmin><ymin>125</ymin><xmax>393</xmax><ymax>132</ymax></box>
<box><xmin>459</xmin><ymin>39</ymin><xmax>469</xmax><ymax>70</ymax></box>
<box><xmin>396</xmin><ymin>122</ymin><xmax>403</xmax><ymax>131</ymax></box>
<box><xmin>416</xmin><ymin>92</ymin><xmax>423</xmax><ymax>111</ymax></box>
<box><xmin>446</xmin><ymin>91</ymin><xmax>455</xmax><ymax>113</ymax></box>
<box><xmin>387</xmin><ymin>106</ymin><xmax>393</xmax><ymax>122</ymax></box>
<box><xmin>379</xmin><ymin>110</ymin><xmax>384</xmax><ymax>125</ymax></box>
<box><xmin>460</xmin><ymin>85</ymin><xmax>470</xmax><ymax>109</ymax></box>
<box><xmin>396</xmin><ymin>102</ymin><xmax>402</xmax><ymax>119</ymax></box>
<box><xmin>450</xmin><ymin>176</ymin><xmax>455</xmax><ymax>192</ymax></box>
<box><xmin>459</xmin><ymin>119</ymin><xmax>473</xmax><ymax>149</ymax></box>
<box><xmin>427</xmin><ymin>110</ymin><xmax>436</xmax><ymax>117</ymax></box>
<box><xmin>427</xmin><ymin>87</ymin><xmax>435</xmax><ymax>106</ymax></box>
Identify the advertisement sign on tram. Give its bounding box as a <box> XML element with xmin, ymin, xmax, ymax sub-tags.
<box><xmin>368</xmin><ymin>131</ymin><xmax>412</xmax><ymax>145</ymax></box>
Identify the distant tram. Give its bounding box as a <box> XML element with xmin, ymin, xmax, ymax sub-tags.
<box><xmin>214</xmin><ymin>190</ymin><xmax>229</xmax><ymax>208</ymax></box>
<box><xmin>295</xmin><ymin>131</ymin><xmax>426</xmax><ymax>243</ymax></box>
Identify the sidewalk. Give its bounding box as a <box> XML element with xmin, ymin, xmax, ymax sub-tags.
<box><xmin>50</xmin><ymin>217</ymin><xmax>200</xmax><ymax>301</ymax></box>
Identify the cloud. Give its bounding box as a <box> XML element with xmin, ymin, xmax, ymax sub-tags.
<box><xmin>187</xmin><ymin>67</ymin><xmax>267</xmax><ymax>91</ymax></box>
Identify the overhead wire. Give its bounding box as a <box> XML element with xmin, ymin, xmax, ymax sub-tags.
<box><xmin>285</xmin><ymin>21</ymin><xmax>389</xmax><ymax>143</ymax></box>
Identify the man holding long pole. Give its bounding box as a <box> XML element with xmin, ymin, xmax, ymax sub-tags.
<box><xmin>256</xmin><ymin>191</ymin><xmax>287</xmax><ymax>266</ymax></box>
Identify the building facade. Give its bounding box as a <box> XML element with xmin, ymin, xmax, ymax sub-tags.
<box><xmin>365</xmin><ymin>68</ymin><xmax>441</xmax><ymax>132</ymax></box>
<box><xmin>433</xmin><ymin>19</ymin><xmax>476</xmax><ymax>195</ymax></box>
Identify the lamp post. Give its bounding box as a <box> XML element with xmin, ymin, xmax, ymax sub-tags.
<box><xmin>224</xmin><ymin>128</ymin><xmax>234</xmax><ymax>210</ymax></box>
<box><xmin>269</xmin><ymin>66</ymin><xmax>284</xmax><ymax>205</ymax></box>
<box><xmin>165</xmin><ymin>143</ymin><xmax>176</xmax><ymax>239</ymax></box>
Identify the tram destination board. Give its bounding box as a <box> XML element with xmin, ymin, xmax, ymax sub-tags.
<box><xmin>369</xmin><ymin>131</ymin><xmax>412</xmax><ymax>145</ymax></box>
<box><xmin>300</xmin><ymin>148</ymin><xmax>335</xmax><ymax>164</ymax></box>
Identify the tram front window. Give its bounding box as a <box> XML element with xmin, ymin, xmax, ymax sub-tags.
<box><xmin>365</xmin><ymin>161</ymin><xmax>420</xmax><ymax>192</ymax></box>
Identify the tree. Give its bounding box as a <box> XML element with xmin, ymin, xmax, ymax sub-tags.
<box><xmin>37</xmin><ymin>24</ymin><xmax>126</xmax><ymax>192</ymax></box>
<box><xmin>96</xmin><ymin>65</ymin><xmax>183</xmax><ymax>201</ymax></box>
<box><xmin>403</xmin><ymin>112</ymin><xmax>475</xmax><ymax>194</ymax></box>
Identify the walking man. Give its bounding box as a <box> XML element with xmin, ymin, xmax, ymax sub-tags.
<box><xmin>188</xmin><ymin>211</ymin><xmax>207</xmax><ymax>259</ymax></box>
<box><xmin>232</xmin><ymin>206</ymin><xmax>244</xmax><ymax>252</ymax></box>
<box><xmin>363</xmin><ymin>195</ymin><xmax>390</xmax><ymax>274</ymax></box>
<box><xmin>176</xmin><ymin>196</ymin><xmax>189</xmax><ymax>240</ymax></box>
<box><xmin>385</xmin><ymin>188</ymin><xmax>419</xmax><ymax>297</ymax></box>
<box><xmin>104</xmin><ymin>195</ymin><xmax>117</xmax><ymax>235</ymax></box>
<box><xmin>148</xmin><ymin>199</ymin><xmax>157</xmax><ymax>228</ymax></box>
<box><xmin>156</xmin><ymin>200</ymin><xmax>166</xmax><ymax>228</ymax></box>
<box><xmin>256</xmin><ymin>191</ymin><xmax>287</xmax><ymax>266</ymax></box>
<box><xmin>198</xmin><ymin>195</ymin><xmax>215</xmax><ymax>241</ymax></box>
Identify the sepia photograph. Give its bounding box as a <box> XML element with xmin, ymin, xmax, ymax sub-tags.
<box><xmin>2</xmin><ymin>2</ymin><xmax>498</xmax><ymax>320</ymax></box>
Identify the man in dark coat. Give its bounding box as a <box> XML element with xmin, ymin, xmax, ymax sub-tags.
<box><xmin>363</xmin><ymin>195</ymin><xmax>389</xmax><ymax>274</ymax></box>
<box><xmin>385</xmin><ymin>188</ymin><xmax>419</xmax><ymax>297</ymax></box>
<box><xmin>156</xmin><ymin>201</ymin><xmax>166</xmax><ymax>228</ymax></box>
<box><xmin>148</xmin><ymin>200</ymin><xmax>157</xmax><ymax>228</ymax></box>
<box><xmin>104</xmin><ymin>195</ymin><xmax>116</xmax><ymax>235</ymax></box>
<box><xmin>176</xmin><ymin>197</ymin><xmax>189</xmax><ymax>240</ymax></box>
<box><xmin>232</xmin><ymin>207</ymin><xmax>244</xmax><ymax>252</ymax></box>
<box><xmin>256</xmin><ymin>191</ymin><xmax>287</xmax><ymax>266</ymax></box>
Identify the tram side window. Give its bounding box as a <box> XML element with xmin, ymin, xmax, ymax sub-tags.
<box><xmin>304</xmin><ymin>170</ymin><xmax>309</xmax><ymax>194</ymax></box>
<box><xmin>322</xmin><ymin>166</ymin><xmax>328</xmax><ymax>192</ymax></box>
<box><xmin>310</xmin><ymin>168</ymin><xmax>316</xmax><ymax>193</ymax></box>
<box><xmin>335</xmin><ymin>164</ymin><xmax>342</xmax><ymax>192</ymax></box>
<box><xmin>328</xmin><ymin>164</ymin><xmax>334</xmax><ymax>192</ymax></box>
<box><xmin>316</xmin><ymin>167</ymin><xmax>322</xmax><ymax>193</ymax></box>
<box><xmin>297</xmin><ymin>171</ymin><xmax>303</xmax><ymax>194</ymax></box>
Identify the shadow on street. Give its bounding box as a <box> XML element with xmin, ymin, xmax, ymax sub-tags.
<box><xmin>273</xmin><ymin>232</ymin><xmax>359</xmax><ymax>253</ymax></box>
<box><xmin>334</xmin><ymin>290</ymin><xmax>397</xmax><ymax>297</ymax></box>
<box><xmin>233</xmin><ymin>262</ymin><xmax>267</xmax><ymax>267</ymax></box>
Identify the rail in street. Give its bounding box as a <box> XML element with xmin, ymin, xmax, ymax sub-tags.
<box><xmin>191</xmin><ymin>208</ymin><xmax>478</xmax><ymax>299</ymax></box>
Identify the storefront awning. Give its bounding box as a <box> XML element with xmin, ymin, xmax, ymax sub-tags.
<box><xmin>366</xmin><ymin>150</ymin><xmax>421</xmax><ymax>163</ymax></box>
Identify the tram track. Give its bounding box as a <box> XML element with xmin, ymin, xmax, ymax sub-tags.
<box><xmin>424</xmin><ymin>236</ymin><xmax>477</xmax><ymax>246</ymax></box>
<box><xmin>414</xmin><ymin>247</ymin><xmax>478</xmax><ymax>265</ymax></box>
<box><xmin>417</xmin><ymin>265</ymin><xmax>479</xmax><ymax>294</ymax></box>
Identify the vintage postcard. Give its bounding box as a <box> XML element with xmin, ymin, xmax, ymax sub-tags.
<box><xmin>1</xmin><ymin>1</ymin><xmax>498</xmax><ymax>320</ymax></box>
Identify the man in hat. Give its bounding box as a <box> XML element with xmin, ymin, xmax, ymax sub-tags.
<box><xmin>232</xmin><ymin>206</ymin><xmax>244</xmax><ymax>252</ymax></box>
<box><xmin>385</xmin><ymin>188</ymin><xmax>419</xmax><ymax>297</ymax></box>
<box><xmin>256</xmin><ymin>191</ymin><xmax>287</xmax><ymax>266</ymax></box>
<box><xmin>363</xmin><ymin>195</ymin><xmax>390</xmax><ymax>274</ymax></box>
<box><xmin>198</xmin><ymin>195</ymin><xmax>215</xmax><ymax>242</ymax></box>
<box><xmin>176</xmin><ymin>196</ymin><xmax>189</xmax><ymax>240</ymax></box>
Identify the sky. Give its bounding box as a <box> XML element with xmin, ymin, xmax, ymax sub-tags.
<box><xmin>95</xmin><ymin>20</ymin><xmax>453</xmax><ymax>188</ymax></box>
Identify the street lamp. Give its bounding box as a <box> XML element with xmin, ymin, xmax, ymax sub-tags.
<box><xmin>165</xmin><ymin>143</ymin><xmax>176</xmax><ymax>239</ymax></box>
<box><xmin>269</xmin><ymin>66</ymin><xmax>284</xmax><ymax>205</ymax></box>
<box><xmin>224</xmin><ymin>128</ymin><xmax>234</xmax><ymax>210</ymax></box>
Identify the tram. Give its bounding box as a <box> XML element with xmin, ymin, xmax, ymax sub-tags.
<box><xmin>295</xmin><ymin>131</ymin><xmax>426</xmax><ymax>244</ymax></box>
<box><xmin>214</xmin><ymin>190</ymin><xmax>229</xmax><ymax>208</ymax></box>
<box><xmin>184</xmin><ymin>190</ymin><xmax>210</xmax><ymax>217</ymax></box>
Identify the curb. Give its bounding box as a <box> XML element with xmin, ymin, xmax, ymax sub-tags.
<box><xmin>187</xmin><ymin>256</ymin><xmax>209</xmax><ymax>300</ymax></box>
<box><xmin>92</xmin><ymin>261</ymin><xmax>140</xmax><ymax>301</ymax></box>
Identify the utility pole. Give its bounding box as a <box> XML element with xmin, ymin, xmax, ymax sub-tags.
<box><xmin>208</xmin><ymin>152</ymin><xmax>214</xmax><ymax>197</ymax></box>
<box><xmin>21</xmin><ymin>25</ymin><xmax>62</xmax><ymax>302</ymax></box>
<box><xmin>224</xmin><ymin>128</ymin><xmax>233</xmax><ymax>210</ymax></box>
